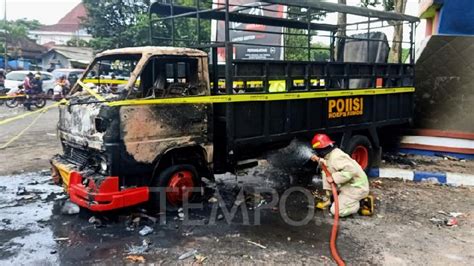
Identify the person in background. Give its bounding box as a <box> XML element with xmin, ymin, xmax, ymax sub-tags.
<box><xmin>0</xmin><ymin>69</ymin><xmax>5</xmax><ymax>105</ymax></box>
<box><xmin>56</xmin><ymin>74</ymin><xmax>70</xmax><ymax>97</ymax></box>
<box><xmin>22</xmin><ymin>72</ymin><xmax>34</xmax><ymax>110</ymax></box>
<box><xmin>0</xmin><ymin>69</ymin><xmax>5</xmax><ymax>89</ymax></box>
<box><xmin>23</xmin><ymin>72</ymin><xmax>34</xmax><ymax>92</ymax></box>
<box><xmin>24</xmin><ymin>73</ymin><xmax>43</xmax><ymax>110</ymax></box>
<box><xmin>31</xmin><ymin>73</ymin><xmax>43</xmax><ymax>94</ymax></box>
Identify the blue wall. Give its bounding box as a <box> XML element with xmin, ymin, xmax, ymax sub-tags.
<box><xmin>438</xmin><ymin>0</ymin><xmax>474</xmax><ymax>35</ymax></box>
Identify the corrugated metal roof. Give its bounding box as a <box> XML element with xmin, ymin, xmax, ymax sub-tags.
<box><xmin>47</xmin><ymin>46</ymin><xmax>94</xmax><ymax>63</ymax></box>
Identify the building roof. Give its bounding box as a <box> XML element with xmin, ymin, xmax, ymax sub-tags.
<box><xmin>46</xmin><ymin>46</ymin><xmax>94</xmax><ymax>64</ymax></box>
<box><xmin>5</xmin><ymin>36</ymin><xmax>47</xmax><ymax>59</ymax></box>
<box><xmin>39</xmin><ymin>3</ymin><xmax>87</xmax><ymax>32</ymax></box>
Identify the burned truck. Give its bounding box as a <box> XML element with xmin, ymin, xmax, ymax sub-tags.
<box><xmin>51</xmin><ymin>1</ymin><xmax>418</xmax><ymax>211</ymax></box>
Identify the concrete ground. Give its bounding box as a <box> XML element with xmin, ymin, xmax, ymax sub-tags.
<box><xmin>0</xmin><ymin>103</ymin><xmax>473</xmax><ymax>265</ymax></box>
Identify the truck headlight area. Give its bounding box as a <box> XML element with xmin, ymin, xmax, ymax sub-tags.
<box><xmin>99</xmin><ymin>157</ymin><xmax>108</xmax><ymax>175</ymax></box>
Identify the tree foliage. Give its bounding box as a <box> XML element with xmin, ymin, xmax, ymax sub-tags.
<box><xmin>82</xmin><ymin>0</ymin><xmax>329</xmax><ymax>60</ymax></box>
<box><xmin>0</xmin><ymin>19</ymin><xmax>42</xmax><ymax>55</ymax></box>
<box><xmin>82</xmin><ymin>0</ymin><xmax>213</xmax><ymax>51</ymax></box>
<box><xmin>0</xmin><ymin>19</ymin><xmax>41</xmax><ymax>39</ymax></box>
<box><xmin>360</xmin><ymin>0</ymin><xmax>394</xmax><ymax>10</ymax></box>
<box><xmin>284</xmin><ymin>7</ymin><xmax>329</xmax><ymax>61</ymax></box>
<box><xmin>82</xmin><ymin>0</ymin><xmax>151</xmax><ymax>51</ymax></box>
<box><xmin>66</xmin><ymin>37</ymin><xmax>90</xmax><ymax>47</ymax></box>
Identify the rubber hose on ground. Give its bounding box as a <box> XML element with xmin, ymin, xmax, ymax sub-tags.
<box><xmin>321</xmin><ymin>163</ymin><xmax>346</xmax><ymax>266</ymax></box>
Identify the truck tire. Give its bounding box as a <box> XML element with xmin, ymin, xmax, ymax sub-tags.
<box><xmin>345</xmin><ymin>135</ymin><xmax>373</xmax><ymax>171</ymax></box>
<box><xmin>148</xmin><ymin>164</ymin><xmax>201</xmax><ymax>211</ymax></box>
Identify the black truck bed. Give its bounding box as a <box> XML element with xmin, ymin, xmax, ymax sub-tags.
<box><xmin>210</xmin><ymin>60</ymin><xmax>414</xmax><ymax>172</ymax></box>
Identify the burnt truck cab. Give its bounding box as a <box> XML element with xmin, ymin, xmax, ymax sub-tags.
<box><xmin>51</xmin><ymin>47</ymin><xmax>214</xmax><ymax>211</ymax></box>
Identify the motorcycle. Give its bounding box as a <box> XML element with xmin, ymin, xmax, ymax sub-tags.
<box><xmin>52</xmin><ymin>84</ymin><xmax>70</xmax><ymax>101</ymax></box>
<box><xmin>5</xmin><ymin>85</ymin><xmax>46</xmax><ymax>109</ymax></box>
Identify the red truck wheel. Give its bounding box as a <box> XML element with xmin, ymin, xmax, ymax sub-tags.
<box><xmin>346</xmin><ymin>135</ymin><xmax>373</xmax><ymax>171</ymax></box>
<box><xmin>351</xmin><ymin>145</ymin><xmax>369</xmax><ymax>169</ymax></box>
<box><xmin>166</xmin><ymin>169</ymin><xmax>195</xmax><ymax>206</ymax></box>
<box><xmin>149</xmin><ymin>164</ymin><xmax>200</xmax><ymax>211</ymax></box>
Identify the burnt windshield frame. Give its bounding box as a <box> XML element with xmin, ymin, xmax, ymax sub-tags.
<box><xmin>80</xmin><ymin>54</ymin><xmax>142</xmax><ymax>89</ymax></box>
<box><xmin>130</xmin><ymin>55</ymin><xmax>202</xmax><ymax>99</ymax></box>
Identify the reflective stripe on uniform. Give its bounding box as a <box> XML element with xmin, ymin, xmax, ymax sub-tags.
<box><xmin>342</xmin><ymin>171</ymin><xmax>353</xmax><ymax>180</ymax></box>
<box><xmin>350</xmin><ymin>174</ymin><xmax>369</xmax><ymax>189</ymax></box>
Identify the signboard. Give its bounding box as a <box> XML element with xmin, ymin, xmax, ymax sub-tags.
<box><xmin>211</xmin><ymin>0</ymin><xmax>285</xmax><ymax>63</ymax></box>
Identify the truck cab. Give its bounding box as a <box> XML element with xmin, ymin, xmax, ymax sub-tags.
<box><xmin>51</xmin><ymin>47</ymin><xmax>214</xmax><ymax>211</ymax></box>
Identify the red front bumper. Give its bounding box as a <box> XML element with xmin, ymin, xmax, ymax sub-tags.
<box><xmin>68</xmin><ymin>171</ymin><xmax>149</xmax><ymax>211</ymax></box>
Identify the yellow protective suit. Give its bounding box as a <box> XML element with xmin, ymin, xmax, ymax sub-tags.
<box><xmin>320</xmin><ymin>148</ymin><xmax>369</xmax><ymax>217</ymax></box>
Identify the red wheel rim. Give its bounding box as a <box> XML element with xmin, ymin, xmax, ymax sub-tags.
<box><xmin>167</xmin><ymin>170</ymin><xmax>194</xmax><ymax>206</ymax></box>
<box><xmin>351</xmin><ymin>145</ymin><xmax>369</xmax><ymax>170</ymax></box>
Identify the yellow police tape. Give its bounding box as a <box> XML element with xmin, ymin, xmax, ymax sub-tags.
<box><xmin>0</xmin><ymin>85</ymin><xmax>415</xmax><ymax>126</ymax></box>
<box><xmin>107</xmin><ymin>87</ymin><xmax>415</xmax><ymax>107</ymax></box>
<box><xmin>74</xmin><ymin>80</ymin><xmax>415</xmax><ymax>107</ymax></box>
<box><xmin>83</xmin><ymin>78</ymin><xmax>130</xmax><ymax>85</ymax></box>
<box><xmin>0</xmin><ymin>100</ymin><xmax>65</xmax><ymax>126</ymax></box>
<box><xmin>77</xmin><ymin>80</ymin><xmax>107</xmax><ymax>102</ymax></box>
<box><xmin>0</xmin><ymin>108</ymin><xmax>47</xmax><ymax>150</ymax></box>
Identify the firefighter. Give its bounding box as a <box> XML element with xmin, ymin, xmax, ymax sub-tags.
<box><xmin>310</xmin><ymin>134</ymin><xmax>369</xmax><ymax>217</ymax></box>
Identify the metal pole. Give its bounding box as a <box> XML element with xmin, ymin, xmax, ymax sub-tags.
<box><xmin>330</xmin><ymin>31</ymin><xmax>335</xmax><ymax>62</ymax></box>
<box><xmin>224</xmin><ymin>0</ymin><xmax>235</xmax><ymax>166</ymax></box>
<box><xmin>170</xmin><ymin>0</ymin><xmax>175</xmax><ymax>46</ymax></box>
<box><xmin>224</xmin><ymin>0</ymin><xmax>232</xmax><ymax>95</ymax></box>
<box><xmin>4</xmin><ymin>0</ymin><xmax>7</xmax><ymax>70</ymax></box>
<box><xmin>409</xmin><ymin>22</ymin><xmax>414</xmax><ymax>64</ymax></box>
<box><xmin>196</xmin><ymin>0</ymin><xmax>200</xmax><ymax>45</ymax></box>
<box><xmin>366</xmin><ymin>16</ymin><xmax>370</xmax><ymax>63</ymax></box>
<box><xmin>307</xmin><ymin>8</ymin><xmax>311</xmax><ymax>61</ymax></box>
<box><xmin>148</xmin><ymin>6</ymin><xmax>153</xmax><ymax>45</ymax></box>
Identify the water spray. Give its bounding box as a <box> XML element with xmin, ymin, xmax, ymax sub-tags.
<box><xmin>266</xmin><ymin>139</ymin><xmax>314</xmax><ymax>169</ymax></box>
<box><xmin>267</xmin><ymin>139</ymin><xmax>346</xmax><ymax>266</ymax></box>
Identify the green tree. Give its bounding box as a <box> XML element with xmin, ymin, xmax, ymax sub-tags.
<box><xmin>82</xmin><ymin>0</ymin><xmax>151</xmax><ymax>51</ymax></box>
<box><xmin>0</xmin><ymin>18</ymin><xmax>41</xmax><ymax>39</ymax></box>
<box><xmin>0</xmin><ymin>19</ymin><xmax>42</xmax><ymax>54</ymax></box>
<box><xmin>66</xmin><ymin>37</ymin><xmax>90</xmax><ymax>47</ymax></box>
<box><xmin>150</xmin><ymin>0</ymin><xmax>212</xmax><ymax>47</ymax></box>
<box><xmin>283</xmin><ymin>7</ymin><xmax>328</xmax><ymax>61</ymax></box>
<box><xmin>82</xmin><ymin>0</ymin><xmax>213</xmax><ymax>51</ymax></box>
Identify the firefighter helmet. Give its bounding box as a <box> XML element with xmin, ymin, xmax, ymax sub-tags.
<box><xmin>311</xmin><ymin>133</ymin><xmax>334</xmax><ymax>149</ymax></box>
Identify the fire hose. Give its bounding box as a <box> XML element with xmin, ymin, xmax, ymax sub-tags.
<box><xmin>320</xmin><ymin>162</ymin><xmax>346</xmax><ymax>266</ymax></box>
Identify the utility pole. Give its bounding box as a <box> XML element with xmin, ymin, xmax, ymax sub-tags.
<box><xmin>335</xmin><ymin>0</ymin><xmax>346</xmax><ymax>62</ymax></box>
<box><xmin>3</xmin><ymin>0</ymin><xmax>7</xmax><ymax>70</ymax></box>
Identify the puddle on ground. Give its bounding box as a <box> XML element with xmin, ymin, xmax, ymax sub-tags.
<box><xmin>0</xmin><ymin>164</ymin><xmax>351</xmax><ymax>264</ymax></box>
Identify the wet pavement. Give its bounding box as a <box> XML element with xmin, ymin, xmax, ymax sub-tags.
<box><xmin>0</xmin><ymin>166</ymin><xmax>355</xmax><ymax>265</ymax></box>
<box><xmin>1</xmin><ymin>165</ymin><xmax>473</xmax><ymax>265</ymax></box>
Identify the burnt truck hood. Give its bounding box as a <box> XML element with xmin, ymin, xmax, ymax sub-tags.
<box><xmin>58</xmin><ymin>103</ymin><xmax>119</xmax><ymax>151</ymax></box>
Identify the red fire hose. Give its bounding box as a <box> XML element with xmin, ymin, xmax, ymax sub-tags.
<box><xmin>321</xmin><ymin>163</ymin><xmax>346</xmax><ymax>266</ymax></box>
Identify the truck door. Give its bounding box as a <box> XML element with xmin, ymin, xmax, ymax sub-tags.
<box><xmin>119</xmin><ymin>56</ymin><xmax>209</xmax><ymax>165</ymax></box>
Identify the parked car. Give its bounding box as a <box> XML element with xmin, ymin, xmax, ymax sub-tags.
<box><xmin>5</xmin><ymin>71</ymin><xmax>55</xmax><ymax>95</ymax></box>
<box><xmin>51</xmin><ymin>68</ymin><xmax>84</xmax><ymax>86</ymax></box>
